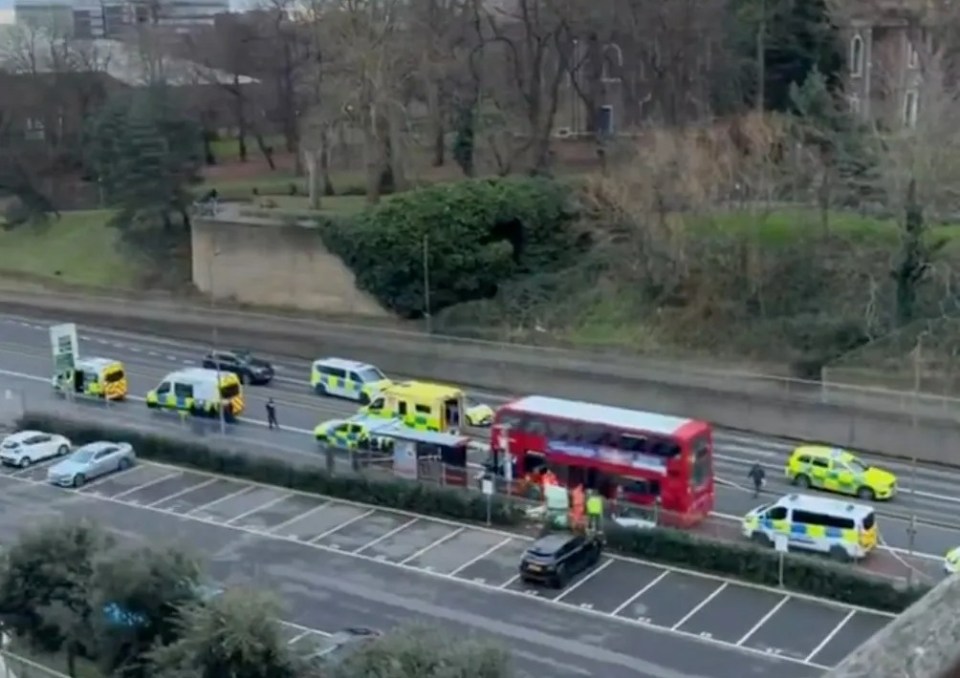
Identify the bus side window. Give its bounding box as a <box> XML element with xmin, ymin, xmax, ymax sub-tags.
<box><xmin>620</xmin><ymin>434</ymin><xmax>646</xmax><ymax>453</ymax></box>
<box><xmin>546</xmin><ymin>419</ymin><xmax>571</xmax><ymax>441</ymax></box>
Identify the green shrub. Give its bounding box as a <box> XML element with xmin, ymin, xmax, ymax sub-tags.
<box><xmin>318</xmin><ymin>177</ymin><xmax>585</xmax><ymax>317</ymax></box>
<box><xmin>602</xmin><ymin>524</ymin><xmax>929</xmax><ymax>613</ymax></box>
<box><xmin>17</xmin><ymin>413</ymin><xmax>524</xmax><ymax>527</ymax></box>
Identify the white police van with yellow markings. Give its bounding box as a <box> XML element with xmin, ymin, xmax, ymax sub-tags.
<box><xmin>742</xmin><ymin>494</ymin><xmax>877</xmax><ymax>561</ymax></box>
<box><xmin>310</xmin><ymin>358</ymin><xmax>392</xmax><ymax>404</ymax></box>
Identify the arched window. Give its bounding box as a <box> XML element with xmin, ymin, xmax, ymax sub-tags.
<box><xmin>601</xmin><ymin>43</ymin><xmax>623</xmax><ymax>83</ymax></box>
<box><xmin>850</xmin><ymin>35</ymin><xmax>864</xmax><ymax>77</ymax></box>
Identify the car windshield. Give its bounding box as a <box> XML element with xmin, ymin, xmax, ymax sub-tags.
<box><xmin>71</xmin><ymin>450</ymin><xmax>96</xmax><ymax>463</ymax></box>
<box><xmin>357</xmin><ymin>367</ymin><xmax>385</xmax><ymax>383</ymax></box>
<box><xmin>2</xmin><ymin>441</ymin><xmax>19</xmax><ymax>449</ymax></box>
<box><xmin>847</xmin><ymin>458</ymin><xmax>868</xmax><ymax>474</ymax></box>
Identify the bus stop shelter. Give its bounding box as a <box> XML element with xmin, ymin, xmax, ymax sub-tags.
<box><xmin>379</xmin><ymin>424</ymin><xmax>472</xmax><ymax>486</ymax></box>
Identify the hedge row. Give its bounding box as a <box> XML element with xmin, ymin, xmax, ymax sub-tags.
<box><xmin>21</xmin><ymin>414</ymin><xmax>931</xmax><ymax>613</ymax></box>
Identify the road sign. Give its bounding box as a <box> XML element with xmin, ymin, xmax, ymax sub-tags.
<box><xmin>481</xmin><ymin>478</ymin><xmax>494</xmax><ymax>496</ymax></box>
<box><xmin>49</xmin><ymin>323</ymin><xmax>78</xmax><ymax>372</ymax></box>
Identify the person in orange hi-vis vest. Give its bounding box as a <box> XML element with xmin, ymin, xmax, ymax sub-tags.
<box><xmin>570</xmin><ymin>484</ymin><xmax>586</xmax><ymax>531</ymax></box>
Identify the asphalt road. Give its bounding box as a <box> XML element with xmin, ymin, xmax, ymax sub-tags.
<box><xmin>0</xmin><ymin>315</ymin><xmax>953</xmax><ymax>580</ymax></box>
<box><xmin>0</xmin><ymin>453</ymin><xmax>896</xmax><ymax>677</ymax></box>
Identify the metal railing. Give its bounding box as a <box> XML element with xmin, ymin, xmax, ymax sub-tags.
<box><xmin>0</xmin><ymin>649</ymin><xmax>69</xmax><ymax>678</ymax></box>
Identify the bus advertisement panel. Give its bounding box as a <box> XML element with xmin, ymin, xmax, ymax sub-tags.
<box><xmin>491</xmin><ymin>395</ymin><xmax>713</xmax><ymax>527</ymax></box>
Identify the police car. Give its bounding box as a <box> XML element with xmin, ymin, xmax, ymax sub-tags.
<box><xmin>313</xmin><ymin>416</ymin><xmax>394</xmax><ymax>451</ymax></box>
<box><xmin>785</xmin><ymin>445</ymin><xmax>897</xmax><ymax>501</ymax></box>
<box><xmin>310</xmin><ymin>358</ymin><xmax>393</xmax><ymax>404</ymax></box>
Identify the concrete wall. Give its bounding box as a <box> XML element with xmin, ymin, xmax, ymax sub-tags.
<box><xmin>3</xmin><ymin>292</ymin><xmax>960</xmax><ymax>466</ymax></box>
<box><xmin>191</xmin><ymin>216</ymin><xmax>389</xmax><ymax>318</ymax></box>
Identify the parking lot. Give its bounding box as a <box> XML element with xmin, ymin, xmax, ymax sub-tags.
<box><xmin>0</xmin><ymin>458</ymin><xmax>893</xmax><ymax>670</ymax></box>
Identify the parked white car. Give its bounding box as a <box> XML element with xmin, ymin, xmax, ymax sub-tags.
<box><xmin>0</xmin><ymin>431</ymin><xmax>72</xmax><ymax>468</ymax></box>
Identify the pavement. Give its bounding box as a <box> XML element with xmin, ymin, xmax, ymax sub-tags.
<box><xmin>0</xmin><ymin>316</ymin><xmax>950</xmax><ymax>584</ymax></box>
<box><xmin>0</xmin><ymin>455</ymin><xmax>896</xmax><ymax>678</ymax></box>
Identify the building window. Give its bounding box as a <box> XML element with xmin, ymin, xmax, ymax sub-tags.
<box><xmin>850</xmin><ymin>35</ymin><xmax>864</xmax><ymax>77</ymax></box>
<box><xmin>601</xmin><ymin>43</ymin><xmax>623</xmax><ymax>83</ymax></box>
<box><xmin>903</xmin><ymin>89</ymin><xmax>919</xmax><ymax>127</ymax></box>
<box><xmin>25</xmin><ymin>118</ymin><xmax>45</xmax><ymax>141</ymax></box>
<box><xmin>848</xmin><ymin>94</ymin><xmax>861</xmax><ymax>115</ymax></box>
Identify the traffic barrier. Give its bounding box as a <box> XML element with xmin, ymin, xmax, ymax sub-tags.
<box><xmin>1</xmin><ymin>291</ymin><xmax>959</xmax><ymax>464</ymax></box>
<box><xmin>18</xmin><ymin>411</ymin><xmax>931</xmax><ymax>613</ymax></box>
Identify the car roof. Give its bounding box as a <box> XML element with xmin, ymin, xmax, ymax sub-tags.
<box><xmin>164</xmin><ymin>368</ymin><xmax>228</xmax><ymax>383</ymax></box>
<box><xmin>773</xmin><ymin>493</ymin><xmax>874</xmax><ymax>518</ymax></box>
<box><xmin>793</xmin><ymin>445</ymin><xmax>852</xmax><ymax>460</ymax></box>
<box><xmin>529</xmin><ymin>533</ymin><xmax>575</xmax><ymax>553</ymax></box>
<box><xmin>313</xmin><ymin>357</ymin><xmax>376</xmax><ymax>370</ymax></box>
<box><xmin>75</xmin><ymin>357</ymin><xmax>117</xmax><ymax>370</ymax></box>
<box><xmin>7</xmin><ymin>430</ymin><xmax>47</xmax><ymax>441</ymax></box>
<box><xmin>76</xmin><ymin>441</ymin><xmax>120</xmax><ymax>452</ymax></box>
<box><xmin>383</xmin><ymin>380</ymin><xmax>460</xmax><ymax>398</ymax></box>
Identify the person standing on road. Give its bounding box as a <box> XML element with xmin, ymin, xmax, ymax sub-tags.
<box><xmin>748</xmin><ymin>462</ymin><xmax>766</xmax><ymax>498</ymax></box>
<box><xmin>266</xmin><ymin>398</ymin><xmax>278</xmax><ymax>430</ymax></box>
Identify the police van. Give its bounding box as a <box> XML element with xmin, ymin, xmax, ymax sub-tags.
<box><xmin>310</xmin><ymin>358</ymin><xmax>392</xmax><ymax>404</ymax></box>
<box><xmin>146</xmin><ymin>368</ymin><xmax>245</xmax><ymax>421</ymax></box>
<box><xmin>742</xmin><ymin>493</ymin><xmax>877</xmax><ymax>561</ymax></box>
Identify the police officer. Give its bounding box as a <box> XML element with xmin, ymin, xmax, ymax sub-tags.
<box><xmin>586</xmin><ymin>490</ymin><xmax>603</xmax><ymax>533</ymax></box>
<box><xmin>266</xmin><ymin>398</ymin><xmax>278</xmax><ymax>430</ymax></box>
<box><xmin>748</xmin><ymin>462</ymin><xmax>766</xmax><ymax>498</ymax></box>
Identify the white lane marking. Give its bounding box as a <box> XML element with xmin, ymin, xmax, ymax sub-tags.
<box><xmin>286</xmin><ymin>630</ymin><xmax>310</xmax><ymax>645</ymax></box>
<box><xmin>554</xmin><ymin>559</ymin><xmax>613</xmax><ymax>602</ymax></box>
<box><xmin>147</xmin><ymin>477</ymin><xmax>218</xmax><ymax>507</ymax></box>
<box><xmin>111</xmin><ymin>471</ymin><xmax>182</xmax><ymax>500</ymax></box>
<box><xmin>804</xmin><ymin>609</ymin><xmax>855</xmax><ymax>663</ymax></box>
<box><xmin>186</xmin><ymin>485</ymin><xmax>256</xmax><ymax>515</ymax></box>
<box><xmin>498</xmin><ymin>573</ymin><xmax>520</xmax><ymax>589</ymax></box>
<box><xmin>0</xmin><ymin>455</ymin><xmax>846</xmax><ymax>669</ymax></box>
<box><xmin>268</xmin><ymin>500</ymin><xmax>332</xmax><ymax>535</ymax></box>
<box><xmin>353</xmin><ymin>518</ymin><xmax>420</xmax><ymax>554</ymax></box>
<box><xmin>224</xmin><ymin>493</ymin><xmax>294</xmax><ymax>525</ymax></box>
<box><xmin>447</xmin><ymin>537</ymin><xmax>513</xmax><ymax>576</ymax></box>
<box><xmin>308</xmin><ymin>508</ymin><xmax>376</xmax><ymax>543</ymax></box>
<box><xmin>81</xmin><ymin>465</ymin><xmax>143</xmax><ymax>491</ymax></box>
<box><xmin>610</xmin><ymin>570</ymin><xmax>672</xmax><ymax>616</ymax></box>
<box><xmin>669</xmin><ymin>582</ymin><xmax>728</xmax><ymax>630</ymax></box>
<box><xmin>736</xmin><ymin>595</ymin><xmax>790</xmax><ymax>646</ymax></box>
<box><xmin>399</xmin><ymin>526</ymin><xmax>466</xmax><ymax>565</ymax></box>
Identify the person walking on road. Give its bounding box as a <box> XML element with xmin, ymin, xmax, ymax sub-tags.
<box><xmin>748</xmin><ymin>462</ymin><xmax>766</xmax><ymax>498</ymax></box>
<box><xmin>266</xmin><ymin>398</ymin><xmax>278</xmax><ymax>430</ymax></box>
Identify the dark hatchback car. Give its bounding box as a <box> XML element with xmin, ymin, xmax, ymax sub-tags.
<box><xmin>519</xmin><ymin>532</ymin><xmax>603</xmax><ymax>588</ymax></box>
<box><xmin>202</xmin><ymin>349</ymin><xmax>274</xmax><ymax>385</ymax></box>
<box><xmin>307</xmin><ymin>627</ymin><xmax>383</xmax><ymax>665</ymax></box>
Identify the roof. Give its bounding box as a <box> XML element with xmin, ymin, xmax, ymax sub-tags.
<box><xmin>76</xmin><ymin>440</ymin><xmax>122</xmax><ymax>451</ymax></box>
<box><xmin>528</xmin><ymin>533</ymin><xmax>574</xmax><ymax>554</ymax></box>
<box><xmin>166</xmin><ymin>367</ymin><xmax>226</xmax><ymax>383</ymax></box>
<box><xmin>505</xmin><ymin>395</ymin><xmax>693</xmax><ymax>435</ymax></box>
<box><xmin>372</xmin><ymin>421</ymin><xmax>470</xmax><ymax>446</ymax></box>
<box><xmin>5</xmin><ymin>430</ymin><xmax>44</xmax><ymax>442</ymax></box>
<box><xmin>386</xmin><ymin>381</ymin><xmax>461</xmax><ymax>398</ymax></box>
<box><xmin>774</xmin><ymin>493</ymin><xmax>874</xmax><ymax>517</ymax></box>
<box><xmin>793</xmin><ymin>445</ymin><xmax>852</xmax><ymax>459</ymax></box>
<box><xmin>76</xmin><ymin>357</ymin><xmax>119</xmax><ymax>370</ymax></box>
<box><xmin>313</xmin><ymin>357</ymin><xmax>377</xmax><ymax>371</ymax></box>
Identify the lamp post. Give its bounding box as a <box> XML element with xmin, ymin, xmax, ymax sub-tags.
<box><xmin>208</xmin><ymin>245</ymin><xmax>225</xmax><ymax>435</ymax></box>
<box><xmin>906</xmin><ymin>330</ymin><xmax>927</xmax><ymax>587</ymax></box>
<box><xmin>423</xmin><ymin>234</ymin><xmax>432</xmax><ymax>333</ymax></box>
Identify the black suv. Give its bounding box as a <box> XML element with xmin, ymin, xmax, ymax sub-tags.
<box><xmin>202</xmin><ymin>350</ymin><xmax>274</xmax><ymax>385</ymax></box>
<box><xmin>519</xmin><ymin>532</ymin><xmax>603</xmax><ymax>588</ymax></box>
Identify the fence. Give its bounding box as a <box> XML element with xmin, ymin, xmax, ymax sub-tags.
<box><xmin>0</xmin><ymin>648</ymin><xmax>68</xmax><ymax>678</ymax></box>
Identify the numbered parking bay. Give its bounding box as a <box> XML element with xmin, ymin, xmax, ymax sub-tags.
<box><xmin>5</xmin><ymin>459</ymin><xmax>894</xmax><ymax>670</ymax></box>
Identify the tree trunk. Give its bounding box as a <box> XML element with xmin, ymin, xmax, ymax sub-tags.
<box><xmin>320</xmin><ymin>126</ymin><xmax>334</xmax><ymax>196</ymax></box>
<box><xmin>304</xmin><ymin>149</ymin><xmax>320</xmax><ymax>210</ymax></box>
<box><xmin>254</xmin><ymin>133</ymin><xmax>276</xmax><ymax>170</ymax></box>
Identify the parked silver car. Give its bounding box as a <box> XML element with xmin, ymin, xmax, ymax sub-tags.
<box><xmin>47</xmin><ymin>441</ymin><xmax>136</xmax><ymax>488</ymax></box>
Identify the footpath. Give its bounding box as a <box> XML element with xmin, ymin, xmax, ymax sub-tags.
<box><xmin>1</xmin><ymin>288</ymin><xmax>958</xmax><ymax>465</ymax></box>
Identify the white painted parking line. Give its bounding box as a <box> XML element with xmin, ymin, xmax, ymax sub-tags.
<box><xmin>399</xmin><ymin>527</ymin><xmax>465</xmax><ymax>565</ymax></box>
<box><xmin>112</xmin><ymin>472</ymin><xmax>182</xmax><ymax>500</ymax></box>
<box><xmin>82</xmin><ymin>466</ymin><xmax>142</xmax><ymax>491</ymax></box>
<box><xmin>353</xmin><ymin>518</ymin><xmax>420</xmax><ymax>554</ymax></box>
<box><xmin>148</xmin><ymin>478</ymin><xmax>218</xmax><ymax>507</ymax></box>
<box><xmin>805</xmin><ymin>609</ymin><xmax>856</xmax><ymax>662</ymax></box>
<box><xmin>186</xmin><ymin>486</ymin><xmax>255</xmax><ymax>515</ymax></box>
<box><xmin>554</xmin><ymin>559</ymin><xmax>613</xmax><ymax>602</ymax></box>
<box><xmin>610</xmin><ymin>570</ymin><xmax>671</xmax><ymax>617</ymax></box>
<box><xmin>269</xmin><ymin>501</ymin><xmax>332</xmax><ymax>535</ymax></box>
<box><xmin>287</xmin><ymin>630</ymin><xmax>311</xmax><ymax>645</ymax></box>
<box><xmin>736</xmin><ymin>595</ymin><xmax>790</xmax><ymax>646</ymax></box>
<box><xmin>448</xmin><ymin>537</ymin><xmax>512</xmax><ymax>577</ymax></box>
<box><xmin>10</xmin><ymin>460</ymin><xmax>56</xmax><ymax>477</ymax></box>
<box><xmin>669</xmin><ymin>582</ymin><xmax>729</xmax><ymax>631</ymax></box>
<box><xmin>308</xmin><ymin>509</ymin><xmax>376</xmax><ymax>543</ymax></box>
<box><xmin>499</xmin><ymin>573</ymin><xmax>520</xmax><ymax>589</ymax></box>
<box><xmin>225</xmin><ymin>494</ymin><xmax>293</xmax><ymax>525</ymax></box>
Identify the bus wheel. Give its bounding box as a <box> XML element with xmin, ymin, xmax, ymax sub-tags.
<box><xmin>829</xmin><ymin>545</ymin><xmax>851</xmax><ymax>562</ymax></box>
<box><xmin>795</xmin><ymin>474</ymin><xmax>811</xmax><ymax>489</ymax></box>
<box><xmin>751</xmin><ymin>532</ymin><xmax>772</xmax><ymax>547</ymax></box>
<box><xmin>856</xmin><ymin>486</ymin><xmax>875</xmax><ymax>501</ymax></box>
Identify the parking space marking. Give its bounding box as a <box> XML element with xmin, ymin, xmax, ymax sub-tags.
<box><xmin>0</xmin><ymin>460</ymin><xmax>890</xmax><ymax>670</ymax></box>
<box><xmin>187</xmin><ymin>486</ymin><xmax>256</xmax><ymax>514</ymax></box>
<box><xmin>82</xmin><ymin>465</ymin><xmax>144</xmax><ymax>491</ymax></box>
<box><xmin>354</xmin><ymin>517</ymin><xmax>420</xmax><ymax>554</ymax></box>
<box><xmin>737</xmin><ymin>595</ymin><xmax>789</xmax><ymax>646</ymax></box>
<box><xmin>268</xmin><ymin>501</ymin><xmax>332</xmax><ymax>535</ymax></box>
<box><xmin>399</xmin><ymin>526</ymin><xmax>465</xmax><ymax>565</ymax></box>
<box><xmin>554</xmin><ymin>559</ymin><xmax>613</xmax><ymax>602</ymax></box>
<box><xmin>308</xmin><ymin>508</ymin><xmax>376</xmax><ymax>543</ymax></box>
<box><xmin>112</xmin><ymin>472</ymin><xmax>182</xmax><ymax>500</ymax></box>
<box><xmin>287</xmin><ymin>631</ymin><xmax>311</xmax><ymax>645</ymax></box>
<box><xmin>670</xmin><ymin>582</ymin><xmax>727</xmax><ymax>631</ymax></box>
<box><xmin>148</xmin><ymin>478</ymin><xmax>218</xmax><ymax>507</ymax></box>
<box><xmin>448</xmin><ymin>537</ymin><xmax>512</xmax><ymax>577</ymax></box>
<box><xmin>806</xmin><ymin>609</ymin><xmax>855</xmax><ymax>663</ymax></box>
<box><xmin>224</xmin><ymin>494</ymin><xmax>293</xmax><ymax>525</ymax></box>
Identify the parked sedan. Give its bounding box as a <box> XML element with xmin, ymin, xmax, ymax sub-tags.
<box><xmin>202</xmin><ymin>349</ymin><xmax>274</xmax><ymax>385</ymax></box>
<box><xmin>0</xmin><ymin>430</ymin><xmax>71</xmax><ymax>468</ymax></box>
<box><xmin>47</xmin><ymin>441</ymin><xmax>136</xmax><ymax>488</ymax></box>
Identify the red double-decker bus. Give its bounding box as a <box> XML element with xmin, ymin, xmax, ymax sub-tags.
<box><xmin>490</xmin><ymin>396</ymin><xmax>714</xmax><ymax>526</ymax></box>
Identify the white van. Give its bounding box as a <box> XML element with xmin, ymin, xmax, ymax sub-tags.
<box><xmin>742</xmin><ymin>493</ymin><xmax>877</xmax><ymax>561</ymax></box>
